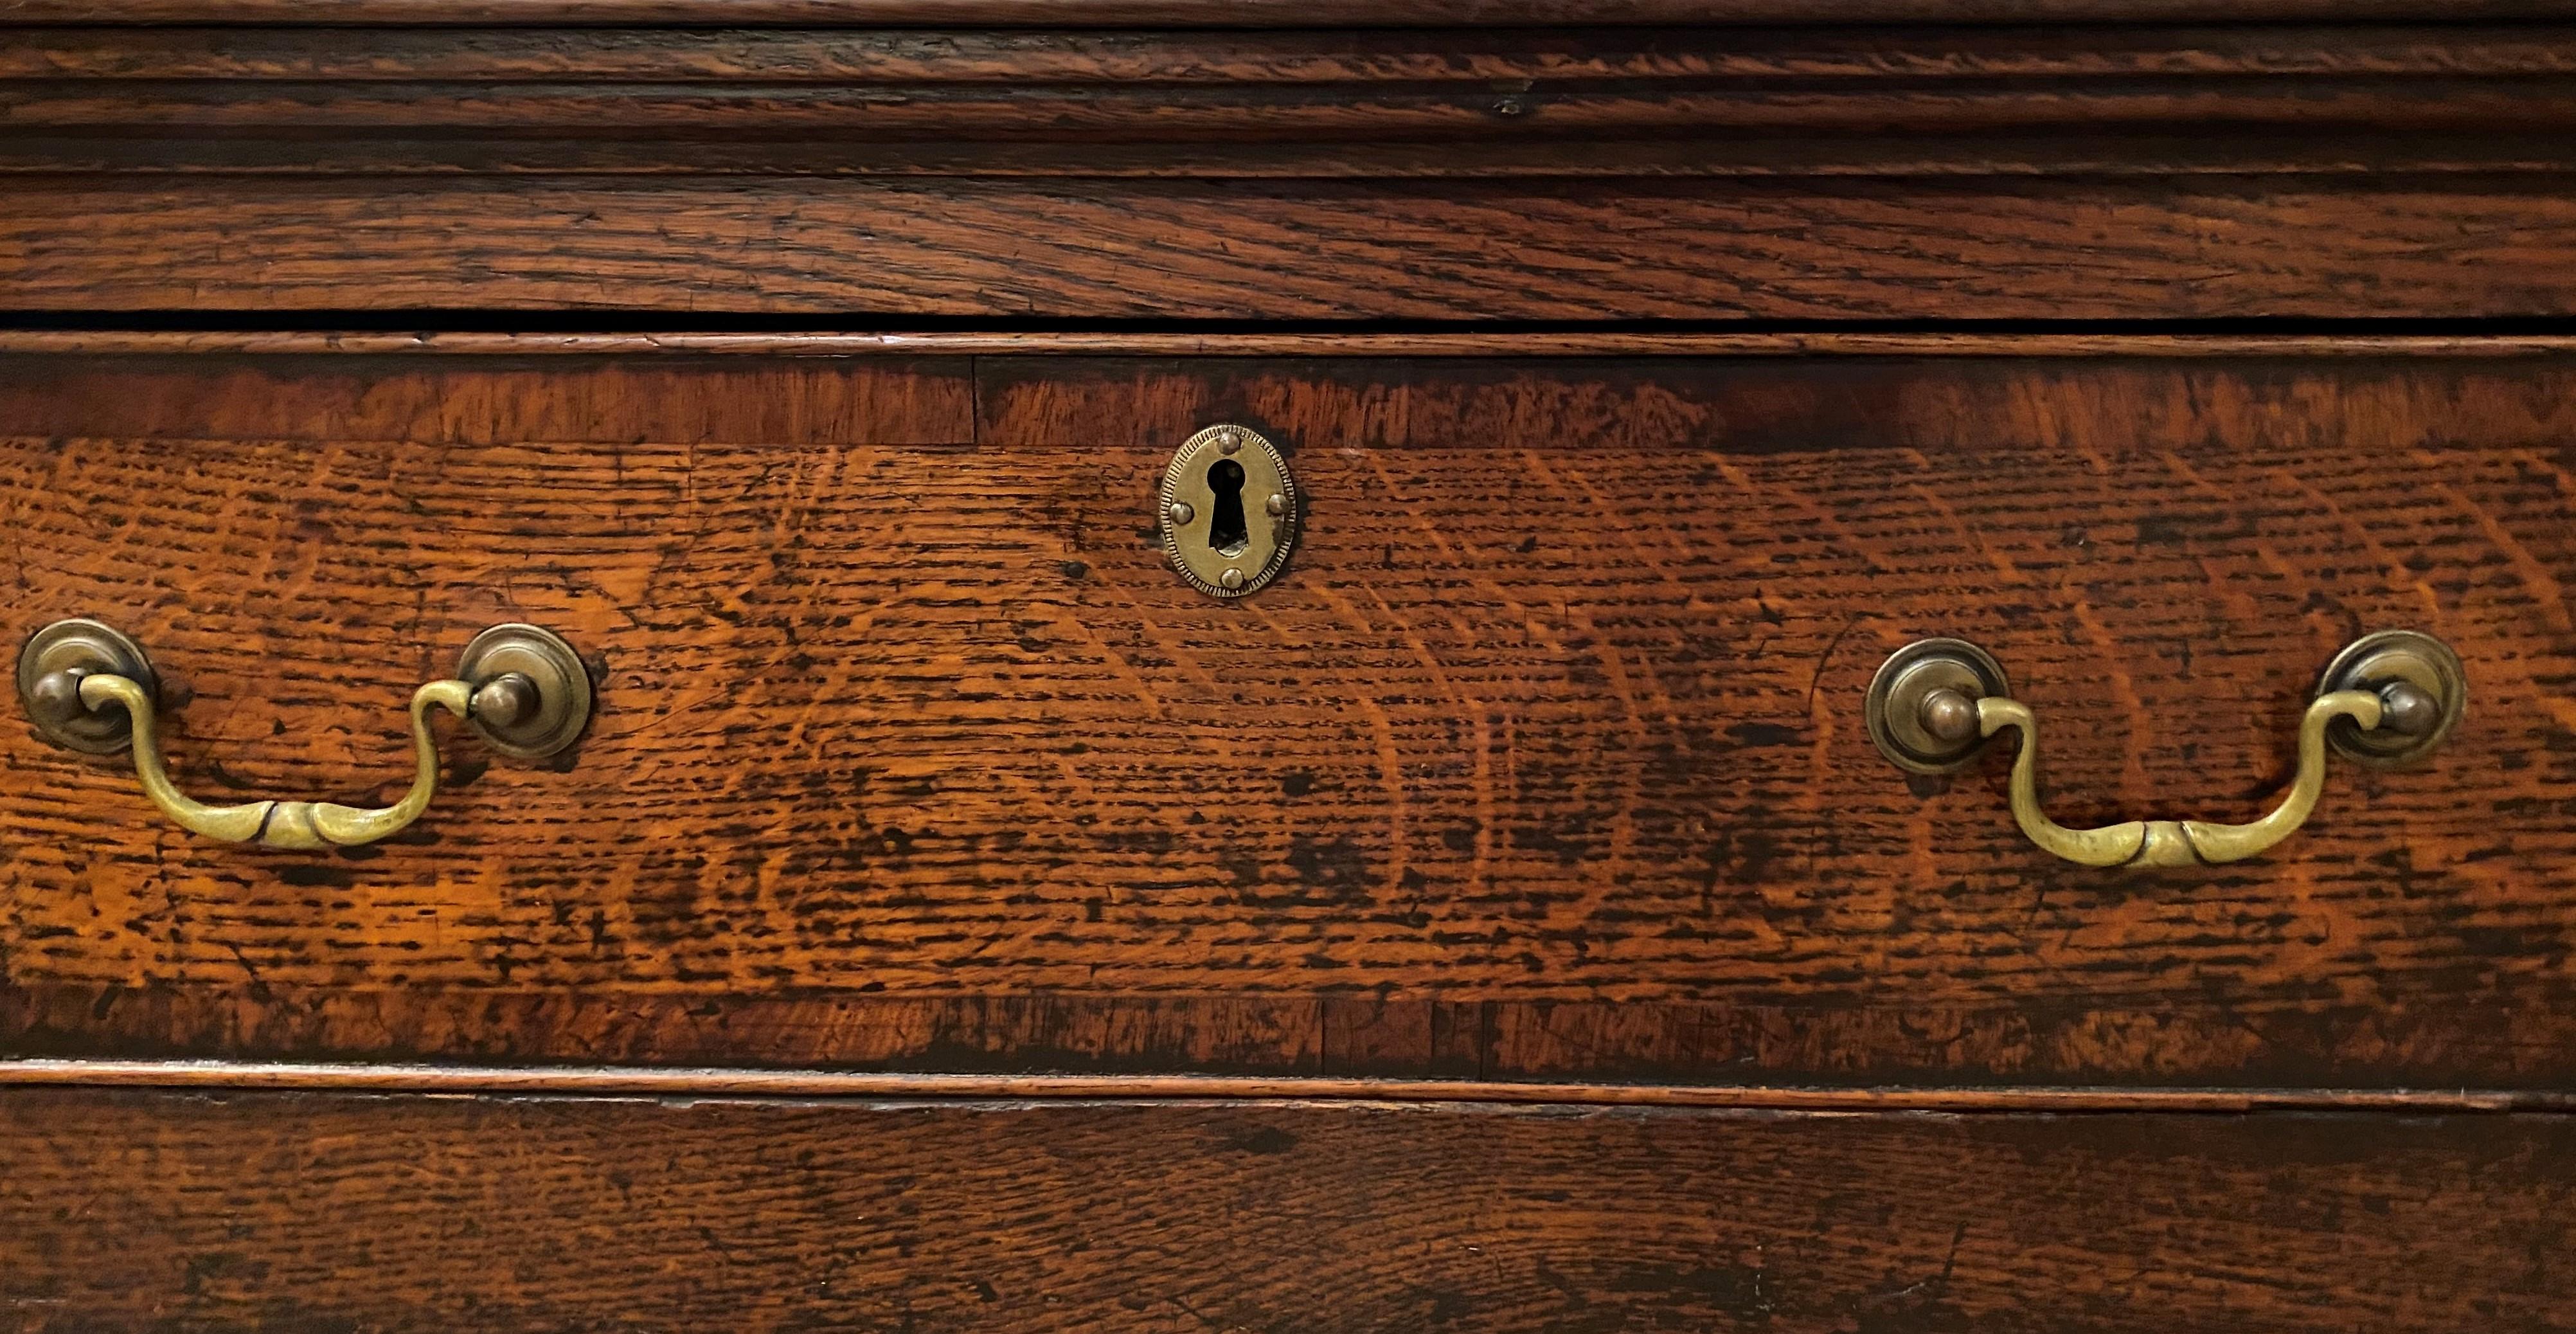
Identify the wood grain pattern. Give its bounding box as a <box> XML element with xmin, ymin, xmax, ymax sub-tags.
<box><xmin>9</xmin><ymin>177</ymin><xmax>2576</xmax><ymax>318</ymax></box>
<box><xmin>3</xmin><ymin>1089</ymin><xmax>2570</xmax><ymax>1331</ymax></box>
<box><xmin>10</xmin><ymin>24</ymin><xmax>2571</xmax><ymax>154</ymax></box>
<box><xmin>13</xmin><ymin>983</ymin><xmax>2576</xmax><ymax>1088</ymax></box>
<box><xmin>11</xmin><ymin>24</ymin><xmax>2575</xmax><ymax>311</ymax></box>
<box><xmin>10</xmin><ymin>0</ymin><xmax>2576</xmax><ymax>22</ymax></box>
<box><xmin>30</xmin><ymin>84</ymin><xmax>2568</xmax><ymax>140</ymax></box>
<box><xmin>10</xmin><ymin>23</ymin><xmax>2573</xmax><ymax>186</ymax></box>
<box><xmin>4</xmin><ymin>349</ymin><xmax>2575</xmax><ymax>1087</ymax></box>
<box><xmin>20</xmin><ymin>131</ymin><xmax>2573</xmax><ymax>180</ymax></box>
<box><xmin>5</xmin><ymin>1057</ymin><xmax>2565</xmax><ymax>1110</ymax></box>
<box><xmin>8</xmin><ymin>10</ymin><xmax>2567</xmax><ymax>1318</ymax></box>
<box><xmin>17</xmin><ymin>24</ymin><xmax>2576</xmax><ymax>81</ymax></box>
<box><xmin>8</xmin><ymin>330</ymin><xmax>2576</xmax><ymax>359</ymax></box>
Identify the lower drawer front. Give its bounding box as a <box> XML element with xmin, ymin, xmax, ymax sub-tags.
<box><xmin>1</xmin><ymin>1089</ymin><xmax>2567</xmax><ymax>1331</ymax></box>
<box><xmin>3</xmin><ymin>344</ymin><xmax>2573</xmax><ymax>1087</ymax></box>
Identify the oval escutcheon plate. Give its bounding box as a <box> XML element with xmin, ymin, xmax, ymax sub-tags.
<box><xmin>1157</xmin><ymin>424</ymin><xmax>1299</xmax><ymax>599</ymax></box>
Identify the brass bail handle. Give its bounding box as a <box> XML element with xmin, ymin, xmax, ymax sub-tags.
<box><xmin>15</xmin><ymin>620</ymin><xmax>592</xmax><ymax>851</ymax></box>
<box><xmin>1865</xmin><ymin>631</ymin><xmax>2465</xmax><ymax>869</ymax></box>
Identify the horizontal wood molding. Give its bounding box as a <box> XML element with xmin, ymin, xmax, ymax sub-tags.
<box><xmin>0</xmin><ymin>1058</ymin><xmax>2560</xmax><ymax>1110</ymax></box>
<box><xmin>10</xmin><ymin>177</ymin><xmax>2576</xmax><ymax>320</ymax></box>
<box><xmin>12</xmin><ymin>985</ymin><xmax>2575</xmax><ymax>1092</ymax></box>
<box><xmin>7</xmin><ymin>24</ymin><xmax>2574</xmax><ymax>316</ymax></box>
<box><xmin>4</xmin><ymin>1088</ymin><xmax>2571</xmax><ymax>1329</ymax></box>
<box><xmin>12</xmin><ymin>1</ymin><xmax>2576</xmax><ymax>23</ymax></box>
<box><xmin>15</xmin><ymin>25</ymin><xmax>2576</xmax><ymax>79</ymax></box>
<box><xmin>4</xmin><ymin>25</ymin><xmax>2575</xmax><ymax>177</ymax></box>
<box><xmin>6</xmin><ymin>330</ymin><xmax>2576</xmax><ymax>358</ymax></box>
<box><xmin>6</xmin><ymin>24</ymin><xmax>2573</xmax><ymax>316</ymax></box>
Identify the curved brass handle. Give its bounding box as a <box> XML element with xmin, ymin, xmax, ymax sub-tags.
<box><xmin>76</xmin><ymin>673</ymin><xmax>470</xmax><ymax>849</ymax></box>
<box><xmin>16</xmin><ymin>620</ymin><xmax>593</xmax><ymax>851</ymax></box>
<box><xmin>1975</xmin><ymin>689</ymin><xmax>2386</xmax><ymax>867</ymax></box>
<box><xmin>1866</xmin><ymin>631</ymin><xmax>2465</xmax><ymax>869</ymax></box>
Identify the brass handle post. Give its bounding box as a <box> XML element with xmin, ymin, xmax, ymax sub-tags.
<box><xmin>16</xmin><ymin>620</ymin><xmax>591</xmax><ymax>851</ymax></box>
<box><xmin>1866</xmin><ymin>631</ymin><xmax>2464</xmax><ymax>869</ymax></box>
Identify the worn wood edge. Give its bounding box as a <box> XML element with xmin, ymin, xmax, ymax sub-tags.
<box><xmin>6</xmin><ymin>330</ymin><xmax>2576</xmax><ymax>359</ymax></box>
<box><xmin>0</xmin><ymin>1059</ymin><xmax>2561</xmax><ymax>1111</ymax></box>
<box><xmin>9</xmin><ymin>26</ymin><xmax>2575</xmax><ymax>78</ymax></box>
<box><xmin>22</xmin><ymin>139</ymin><xmax>2575</xmax><ymax>182</ymax></box>
<box><xmin>15</xmin><ymin>1</ymin><xmax>2576</xmax><ymax>24</ymax></box>
<box><xmin>19</xmin><ymin>178</ymin><xmax>2576</xmax><ymax>318</ymax></box>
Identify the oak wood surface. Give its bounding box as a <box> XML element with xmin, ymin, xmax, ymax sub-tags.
<box><xmin>4</xmin><ymin>1058</ymin><xmax>2564</xmax><ymax>1110</ymax></box>
<box><xmin>8</xmin><ymin>0</ymin><xmax>2575</xmax><ymax>21</ymax></box>
<box><xmin>6</xmin><ymin>8</ymin><xmax>2566</xmax><ymax>1319</ymax></box>
<box><xmin>3</xmin><ymin>1088</ymin><xmax>2570</xmax><ymax>1332</ymax></box>
<box><xmin>30</xmin><ymin>21</ymin><xmax>2576</xmax><ymax>187</ymax></box>
<box><xmin>11</xmin><ymin>24</ymin><xmax>2572</xmax><ymax>153</ymax></box>
<box><xmin>20</xmin><ymin>132</ymin><xmax>2574</xmax><ymax>180</ymax></box>
<box><xmin>3</xmin><ymin>348</ymin><xmax>2573</xmax><ymax>1087</ymax></box>
<box><xmin>7</xmin><ymin>330</ymin><xmax>2576</xmax><ymax>359</ymax></box>
<box><xmin>10</xmin><ymin>176</ymin><xmax>2576</xmax><ymax>319</ymax></box>
<box><xmin>13</xmin><ymin>984</ymin><xmax>2576</xmax><ymax>1090</ymax></box>
<box><xmin>18</xmin><ymin>24</ymin><xmax>2576</xmax><ymax>81</ymax></box>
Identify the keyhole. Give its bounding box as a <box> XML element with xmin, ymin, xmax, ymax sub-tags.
<box><xmin>1204</xmin><ymin>458</ymin><xmax>1249</xmax><ymax>557</ymax></box>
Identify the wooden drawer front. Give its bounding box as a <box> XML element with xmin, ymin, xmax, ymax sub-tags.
<box><xmin>3</xmin><ymin>1088</ymin><xmax>2570</xmax><ymax>1331</ymax></box>
<box><xmin>4</xmin><ymin>340</ymin><xmax>2573</xmax><ymax>1088</ymax></box>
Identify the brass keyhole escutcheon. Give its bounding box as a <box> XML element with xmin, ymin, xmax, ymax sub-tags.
<box><xmin>1158</xmin><ymin>424</ymin><xmax>1298</xmax><ymax>599</ymax></box>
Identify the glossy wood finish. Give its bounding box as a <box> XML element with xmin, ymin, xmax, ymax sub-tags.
<box><xmin>4</xmin><ymin>346</ymin><xmax>2572</xmax><ymax>1086</ymax></box>
<box><xmin>3</xmin><ymin>1088</ymin><xmax>2568</xmax><ymax>1331</ymax></box>
<box><xmin>4</xmin><ymin>1058</ymin><xmax>2564</xmax><ymax>1111</ymax></box>
<box><xmin>15</xmin><ymin>178</ymin><xmax>2576</xmax><ymax>320</ymax></box>
<box><xmin>11</xmin><ymin>25</ymin><xmax>2575</xmax><ymax>163</ymax></box>
<box><xmin>10</xmin><ymin>0</ymin><xmax>2576</xmax><ymax>20</ymax></box>
<box><xmin>7</xmin><ymin>330</ymin><xmax>2576</xmax><ymax>359</ymax></box>
<box><xmin>7</xmin><ymin>23</ymin><xmax>2576</xmax><ymax>316</ymax></box>
<box><xmin>15</xmin><ymin>983</ymin><xmax>2576</xmax><ymax>1090</ymax></box>
<box><xmin>12</xmin><ymin>3</ymin><xmax>2571</xmax><ymax>1320</ymax></box>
